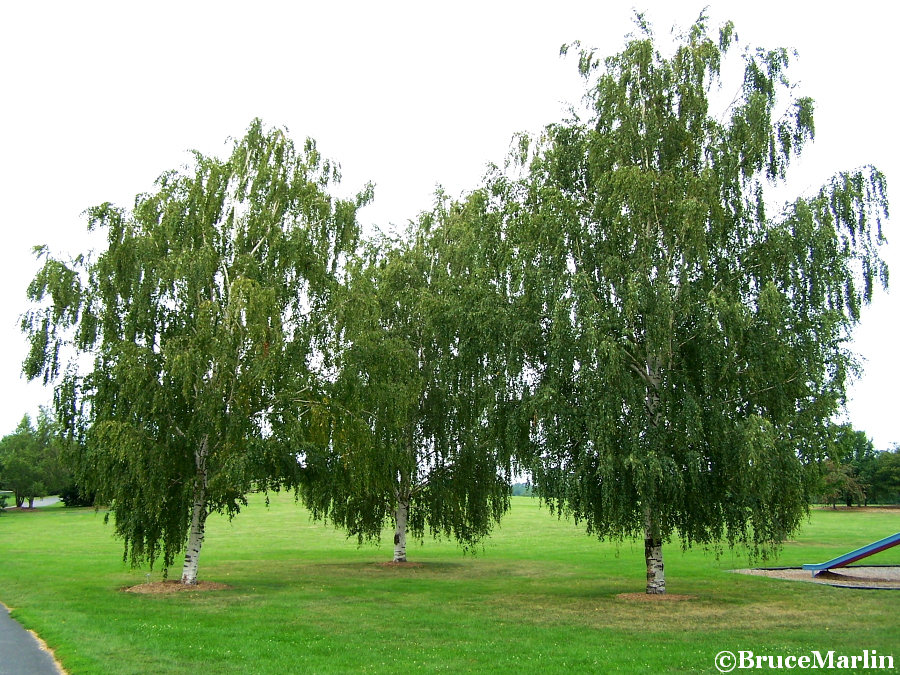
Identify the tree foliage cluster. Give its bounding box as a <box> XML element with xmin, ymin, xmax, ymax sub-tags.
<box><xmin>820</xmin><ymin>424</ymin><xmax>900</xmax><ymax>506</ymax></box>
<box><xmin>479</xmin><ymin>15</ymin><xmax>888</xmax><ymax>591</ymax></box>
<box><xmin>300</xmin><ymin>192</ymin><xmax>526</xmax><ymax>561</ymax></box>
<box><xmin>0</xmin><ymin>411</ymin><xmax>70</xmax><ymax>509</ymax></box>
<box><xmin>22</xmin><ymin>120</ymin><xmax>372</xmax><ymax>583</ymax></box>
<box><xmin>21</xmin><ymin>14</ymin><xmax>889</xmax><ymax>592</ymax></box>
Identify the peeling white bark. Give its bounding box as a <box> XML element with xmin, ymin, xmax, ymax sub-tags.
<box><xmin>393</xmin><ymin>496</ymin><xmax>409</xmax><ymax>563</ymax></box>
<box><xmin>181</xmin><ymin>436</ymin><xmax>209</xmax><ymax>585</ymax></box>
<box><xmin>640</xmin><ymin>356</ymin><xmax>666</xmax><ymax>594</ymax></box>
<box><xmin>644</xmin><ymin>509</ymin><xmax>665</xmax><ymax>594</ymax></box>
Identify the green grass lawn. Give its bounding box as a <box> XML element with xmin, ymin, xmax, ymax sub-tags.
<box><xmin>1</xmin><ymin>495</ymin><xmax>897</xmax><ymax>674</ymax></box>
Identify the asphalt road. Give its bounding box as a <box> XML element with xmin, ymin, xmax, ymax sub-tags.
<box><xmin>0</xmin><ymin>605</ymin><xmax>61</xmax><ymax>675</ymax></box>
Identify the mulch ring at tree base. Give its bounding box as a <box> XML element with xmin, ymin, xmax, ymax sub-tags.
<box><xmin>123</xmin><ymin>580</ymin><xmax>232</xmax><ymax>594</ymax></box>
<box><xmin>734</xmin><ymin>566</ymin><xmax>900</xmax><ymax>590</ymax></box>
<box><xmin>616</xmin><ymin>593</ymin><xmax>696</xmax><ymax>602</ymax></box>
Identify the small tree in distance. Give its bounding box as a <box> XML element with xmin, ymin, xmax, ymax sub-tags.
<box><xmin>0</xmin><ymin>411</ymin><xmax>68</xmax><ymax>508</ymax></box>
<box><xmin>869</xmin><ymin>447</ymin><xmax>900</xmax><ymax>504</ymax></box>
<box><xmin>822</xmin><ymin>423</ymin><xmax>876</xmax><ymax>506</ymax></box>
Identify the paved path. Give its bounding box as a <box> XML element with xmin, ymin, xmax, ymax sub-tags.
<box><xmin>2</xmin><ymin>497</ymin><xmax>60</xmax><ymax>510</ymax></box>
<box><xmin>29</xmin><ymin>497</ymin><xmax>61</xmax><ymax>509</ymax></box>
<box><xmin>0</xmin><ymin>605</ymin><xmax>62</xmax><ymax>675</ymax></box>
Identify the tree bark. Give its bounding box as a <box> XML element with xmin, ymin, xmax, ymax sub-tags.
<box><xmin>639</xmin><ymin>357</ymin><xmax>666</xmax><ymax>594</ymax></box>
<box><xmin>644</xmin><ymin>509</ymin><xmax>665</xmax><ymax>594</ymax></box>
<box><xmin>393</xmin><ymin>492</ymin><xmax>409</xmax><ymax>563</ymax></box>
<box><xmin>181</xmin><ymin>437</ymin><xmax>209</xmax><ymax>585</ymax></box>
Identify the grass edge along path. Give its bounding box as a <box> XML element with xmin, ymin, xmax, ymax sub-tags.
<box><xmin>1</xmin><ymin>495</ymin><xmax>897</xmax><ymax>674</ymax></box>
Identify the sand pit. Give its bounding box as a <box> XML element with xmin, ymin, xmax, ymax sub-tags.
<box><xmin>734</xmin><ymin>566</ymin><xmax>900</xmax><ymax>590</ymax></box>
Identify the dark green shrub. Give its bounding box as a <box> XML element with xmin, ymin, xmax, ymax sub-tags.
<box><xmin>59</xmin><ymin>483</ymin><xmax>95</xmax><ymax>507</ymax></box>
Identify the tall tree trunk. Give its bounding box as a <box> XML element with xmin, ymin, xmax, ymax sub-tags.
<box><xmin>644</xmin><ymin>508</ymin><xmax>665</xmax><ymax>594</ymax></box>
<box><xmin>27</xmin><ymin>496</ymin><xmax>35</xmax><ymax>509</ymax></box>
<box><xmin>181</xmin><ymin>437</ymin><xmax>209</xmax><ymax>585</ymax></box>
<box><xmin>393</xmin><ymin>491</ymin><xmax>409</xmax><ymax>563</ymax></box>
<box><xmin>639</xmin><ymin>357</ymin><xmax>666</xmax><ymax>594</ymax></box>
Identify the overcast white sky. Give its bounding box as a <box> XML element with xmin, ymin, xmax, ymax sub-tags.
<box><xmin>1</xmin><ymin>1</ymin><xmax>897</xmax><ymax>448</ymax></box>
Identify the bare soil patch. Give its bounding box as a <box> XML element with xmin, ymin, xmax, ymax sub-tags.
<box><xmin>734</xmin><ymin>566</ymin><xmax>900</xmax><ymax>589</ymax></box>
<box><xmin>616</xmin><ymin>592</ymin><xmax>696</xmax><ymax>602</ymax></box>
<box><xmin>123</xmin><ymin>580</ymin><xmax>231</xmax><ymax>594</ymax></box>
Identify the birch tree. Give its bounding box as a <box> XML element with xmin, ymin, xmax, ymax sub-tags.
<box><xmin>300</xmin><ymin>192</ymin><xmax>523</xmax><ymax>561</ymax></box>
<box><xmin>22</xmin><ymin>119</ymin><xmax>370</xmax><ymax>583</ymax></box>
<box><xmin>504</xmin><ymin>15</ymin><xmax>889</xmax><ymax>593</ymax></box>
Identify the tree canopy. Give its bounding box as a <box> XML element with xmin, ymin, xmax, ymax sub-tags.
<box><xmin>299</xmin><ymin>192</ymin><xmax>525</xmax><ymax>560</ymax></box>
<box><xmin>22</xmin><ymin>119</ymin><xmax>371</xmax><ymax>582</ymax></box>
<box><xmin>869</xmin><ymin>447</ymin><xmax>900</xmax><ymax>504</ymax></box>
<box><xmin>0</xmin><ymin>411</ymin><xmax>68</xmax><ymax>508</ymax></box>
<box><xmin>497</xmin><ymin>14</ymin><xmax>889</xmax><ymax>592</ymax></box>
<box><xmin>821</xmin><ymin>425</ymin><xmax>900</xmax><ymax>506</ymax></box>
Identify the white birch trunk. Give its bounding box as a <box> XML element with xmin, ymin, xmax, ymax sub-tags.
<box><xmin>181</xmin><ymin>436</ymin><xmax>209</xmax><ymax>585</ymax></box>
<box><xmin>644</xmin><ymin>509</ymin><xmax>665</xmax><ymax>594</ymax></box>
<box><xmin>393</xmin><ymin>496</ymin><xmax>409</xmax><ymax>563</ymax></box>
<box><xmin>639</xmin><ymin>357</ymin><xmax>666</xmax><ymax>594</ymax></box>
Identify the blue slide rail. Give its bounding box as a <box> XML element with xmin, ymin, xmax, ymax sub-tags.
<box><xmin>802</xmin><ymin>532</ymin><xmax>900</xmax><ymax>573</ymax></box>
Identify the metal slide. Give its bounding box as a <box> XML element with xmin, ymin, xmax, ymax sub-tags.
<box><xmin>802</xmin><ymin>532</ymin><xmax>900</xmax><ymax>574</ymax></box>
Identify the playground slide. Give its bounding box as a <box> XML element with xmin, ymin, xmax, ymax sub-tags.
<box><xmin>802</xmin><ymin>532</ymin><xmax>900</xmax><ymax>573</ymax></box>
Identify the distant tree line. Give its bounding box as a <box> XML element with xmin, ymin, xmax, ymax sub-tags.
<box><xmin>0</xmin><ymin>410</ymin><xmax>70</xmax><ymax>509</ymax></box>
<box><xmin>818</xmin><ymin>424</ymin><xmax>900</xmax><ymax>507</ymax></box>
<box><xmin>511</xmin><ymin>484</ymin><xmax>534</xmax><ymax>498</ymax></box>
